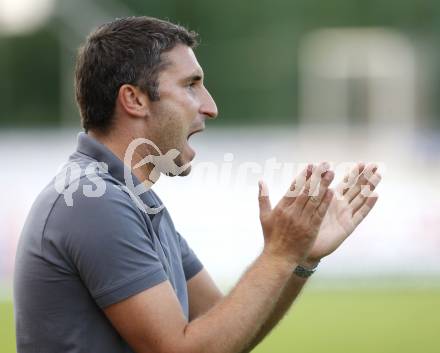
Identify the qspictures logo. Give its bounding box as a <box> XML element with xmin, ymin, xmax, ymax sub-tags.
<box><xmin>54</xmin><ymin>137</ymin><xmax>382</xmax><ymax>214</ymax></box>
<box><xmin>54</xmin><ymin>138</ymin><xmax>188</xmax><ymax>214</ymax></box>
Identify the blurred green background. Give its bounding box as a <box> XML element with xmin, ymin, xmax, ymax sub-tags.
<box><xmin>1</xmin><ymin>1</ymin><xmax>440</xmax><ymax>352</ymax></box>
<box><xmin>2</xmin><ymin>289</ymin><xmax>440</xmax><ymax>353</ymax></box>
<box><xmin>2</xmin><ymin>0</ymin><xmax>440</xmax><ymax>128</ymax></box>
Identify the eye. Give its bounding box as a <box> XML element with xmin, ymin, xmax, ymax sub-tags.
<box><xmin>186</xmin><ymin>82</ymin><xmax>198</xmax><ymax>93</ymax></box>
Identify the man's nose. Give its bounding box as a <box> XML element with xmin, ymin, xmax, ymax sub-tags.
<box><xmin>200</xmin><ymin>87</ymin><xmax>218</xmax><ymax>120</ymax></box>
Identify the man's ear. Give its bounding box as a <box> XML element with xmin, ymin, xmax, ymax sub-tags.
<box><xmin>117</xmin><ymin>84</ymin><xmax>151</xmax><ymax>118</ymax></box>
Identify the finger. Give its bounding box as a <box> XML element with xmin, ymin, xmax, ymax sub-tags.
<box><xmin>309</xmin><ymin>162</ymin><xmax>331</xmax><ymax>197</ymax></box>
<box><xmin>352</xmin><ymin>194</ymin><xmax>379</xmax><ymax>227</ymax></box>
<box><xmin>290</xmin><ymin>167</ymin><xmax>315</xmax><ymax>213</ymax></box>
<box><xmin>311</xmin><ymin>189</ymin><xmax>334</xmax><ymax>227</ymax></box>
<box><xmin>280</xmin><ymin>164</ymin><xmax>313</xmax><ymax>207</ymax></box>
<box><xmin>344</xmin><ymin>163</ymin><xmax>378</xmax><ymax>203</ymax></box>
<box><xmin>302</xmin><ymin>169</ymin><xmax>335</xmax><ymax>217</ymax></box>
<box><xmin>335</xmin><ymin>162</ymin><xmax>365</xmax><ymax>200</ymax></box>
<box><xmin>258</xmin><ymin>180</ymin><xmax>272</xmax><ymax>217</ymax></box>
<box><xmin>350</xmin><ymin>172</ymin><xmax>382</xmax><ymax>215</ymax></box>
<box><xmin>293</xmin><ymin>162</ymin><xmax>330</xmax><ymax>214</ymax></box>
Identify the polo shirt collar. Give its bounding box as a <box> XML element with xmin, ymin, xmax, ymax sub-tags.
<box><xmin>75</xmin><ymin>132</ymin><xmax>160</xmax><ymax>209</ymax></box>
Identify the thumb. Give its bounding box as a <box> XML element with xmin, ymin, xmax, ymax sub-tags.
<box><xmin>258</xmin><ymin>180</ymin><xmax>272</xmax><ymax>216</ymax></box>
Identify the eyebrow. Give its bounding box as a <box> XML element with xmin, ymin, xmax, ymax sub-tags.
<box><xmin>185</xmin><ymin>70</ymin><xmax>204</xmax><ymax>83</ymax></box>
<box><xmin>190</xmin><ymin>75</ymin><xmax>203</xmax><ymax>82</ymax></box>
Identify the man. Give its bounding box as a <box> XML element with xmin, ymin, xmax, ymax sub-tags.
<box><xmin>14</xmin><ymin>16</ymin><xmax>381</xmax><ymax>353</ymax></box>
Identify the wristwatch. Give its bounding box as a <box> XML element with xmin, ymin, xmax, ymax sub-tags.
<box><xmin>293</xmin><ymin>261</ymin><xmax>320</xmax><ymax>278</ymax></box>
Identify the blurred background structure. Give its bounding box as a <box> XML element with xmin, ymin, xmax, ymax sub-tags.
<box><xmin>1</xmin><ymin>1</ymin><xmax>439</xmax><ymax>352</ymax></box>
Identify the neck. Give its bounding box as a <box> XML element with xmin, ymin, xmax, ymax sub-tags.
<box><xmin>88</xmin><ymin>129</ymin><xmax>158</xmax><ymax>187</ymax></box>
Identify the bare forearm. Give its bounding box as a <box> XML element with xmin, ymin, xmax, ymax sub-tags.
<box><xmin>180</xmin><ymin>251</ymin><xmax>294</xmax><ymax>353</ymax></box>
<box><xmin>244</xmin><ymin>258</ymin><xmax>320</xmax><ymax>351</ymax></box>
<box><xmin>244</xmin><ymin>274</ymin><xmax>308</xmax><ymax>352</ymax></box>
<box><xmin>177</xmin><ymin>166</ymin><xmax>334</xmax><ymax>353</ymax></box>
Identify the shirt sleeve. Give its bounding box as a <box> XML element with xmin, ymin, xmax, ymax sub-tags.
<box><xmin>176</xmin><ymin>231</ymin><xmax>204</xmax><ymax>281</ymax></box>
<box><xmin>52</xmin><ymin>184</ymin><xmax>168</xmax><ymax>309</ymax></box>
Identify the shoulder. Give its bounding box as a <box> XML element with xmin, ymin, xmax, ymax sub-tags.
<box><xmin>52</xmin><ymin>159</ymin><xmax>141</xmax><ymax>214</ymax></box>
<box><xmin>46</xmin><ymin>165</ymin><xmax>148</xmax><ymax>243</ymax></box>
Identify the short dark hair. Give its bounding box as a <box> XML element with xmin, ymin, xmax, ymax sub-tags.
<box><xmin>75</xmin><ymin>16</ymin><xmax>199</xmax><ymax>133</ymax></box>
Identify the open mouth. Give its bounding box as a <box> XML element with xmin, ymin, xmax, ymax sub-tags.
<box><xmin>187</xmin><ymin>128</ymin><xmax>205</xmax><ymax>140</ymax></box>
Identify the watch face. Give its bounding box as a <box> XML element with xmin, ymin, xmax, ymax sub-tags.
<box><xmin>294</xmin><ymin>265</ymin><xmax>316</xmax><ymax>278</ymax></box>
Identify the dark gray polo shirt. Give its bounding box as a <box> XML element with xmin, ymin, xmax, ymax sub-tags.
<box><xmin>14</xmin><ymin>132</ymin><xmax>203</xmax><ymax>353</ymax></box>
